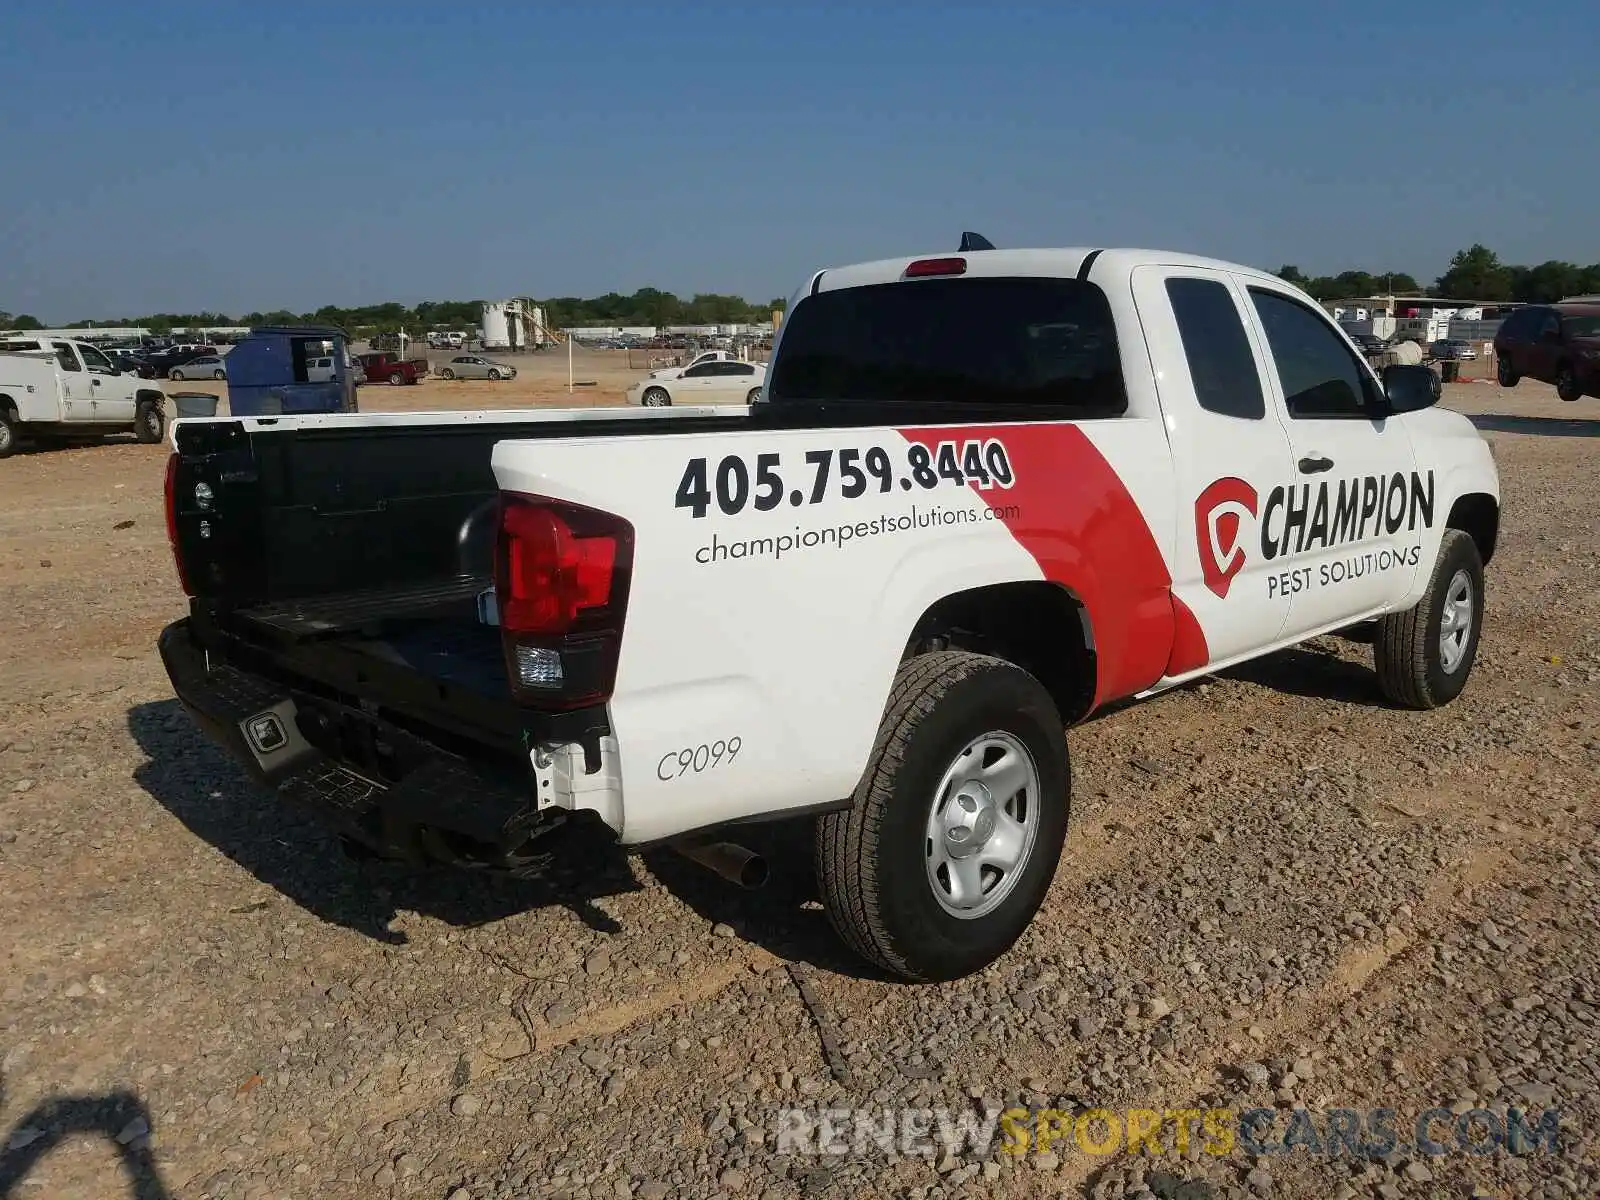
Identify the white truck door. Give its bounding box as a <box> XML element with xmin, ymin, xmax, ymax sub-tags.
<box><xmin>1132</xmin><ymin>265</ymin><xmax>1298</xmax><ymax>671</ymax></box>
<box><xmin>78</xmin><ymin>343</ymin><xmax>137</xmax><ymax>423</ymax></box>
<box><xmin>50</xmin><ymin>342</ymin><xmax>95</xmax><ymax>420</ymax></box>
<box><xmin>1241</xmin><ymin>283</ymin><xmax>1424</xmax><ymax>638</ymax></box>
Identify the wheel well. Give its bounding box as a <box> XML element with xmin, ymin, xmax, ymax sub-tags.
<box><xmin>1448</xmin><ymin>493</ymin><xmax>1499</xmax><ymax>565</ymax></box>
<box><xmin>135</xmin><ymin>389</ymin><xmax>164</xmax><ymax>407</ymax></box>
<box><xmin>906</xmin><ymin>582</ymin><xmax>1096</xmax><ymax>723</ymax></box>
<box><xmin>0</xmin><ymin>393</ymin><xmax>16</xmax><ymax>418</ymax></box>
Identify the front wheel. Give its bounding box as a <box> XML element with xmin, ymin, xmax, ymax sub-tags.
<box><xmin>440</xmin><ymin>368</ymin><xmax>455</xmax><ymax>380</ymax></box>
<box><xmin>488</xmin><ymin>369</ymin><xmax>502</xmax><ymax>381</ymax></box>
<box><xmin>1556</xmin><ymin>364</ymin><xmax>1582</xmax><ymax>402</ymax></box>
<box><xmin>135</xmin><ymin>400</ymin><xmax>165</xmax><ymax>444</ymax></box>
<box><xmin>1496</xmin><ymin>355</ymin><xmax>1519</xmax><ymax>387</ymax></box>
<box><xmin>0</xmin><ymin>408</ymin><xmax>18</xmax><ymax>458</ymax></box>
<box><xmin>815</xmin><ymin>652</ymin><xmax>1069</xmax><ymax>982</ymax></box>
<box><xmin>1374</xmin><ymin>529</ymin><xmax>1485</xmax><ymax>709</ymax></box>
<box><xmin>641</xmin><ymin>387</ymin><xmax>671</xmax><ymax>407</ymax></box>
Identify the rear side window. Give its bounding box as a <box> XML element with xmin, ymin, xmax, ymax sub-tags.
<box><xmin>1165</xmin><ymin>277</ymin><xmax>1265</xmax><ymax>420</ymax></box>
<box><xmin>768</xmin><ymin>277</ymin><xmax>1125</xmax><ymax>416</ymax></box>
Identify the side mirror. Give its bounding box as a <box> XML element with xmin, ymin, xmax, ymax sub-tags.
<box><xmin>1382</xmin><ymin>363</ymin><xmax>1441</xmax><ymax>413</ymax></box>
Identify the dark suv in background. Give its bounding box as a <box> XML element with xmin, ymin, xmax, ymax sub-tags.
<box><xmin>1493</xmin><ymin>303</ymin><xmax>1600</xmax><ymax>401</ymax></box>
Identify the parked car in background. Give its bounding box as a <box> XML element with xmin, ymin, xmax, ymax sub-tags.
<box><xmin>1493</xmin><ymin>303</ymin><xmax>1600</xmax><ymax>401</ymax></box>
<box><xmin>627</xmin><ymin>358</ymin><xmax>766</xmax><ymax>406</ymax></box>
<box><xmin>437</xmin><ymin>355</ymin><xmax>516</xmax><ymax>381</ymax></box>
<box><xmin>169</xmin><ymin>354</ymin><xmax>228</xmax><ymax>381</ymax></box>
<box><xmin>1348</xmin><ymin>332</ymin><xmax>1387</xmax><ymax>356</ymax></box>
<box><xmin>1429</xmin><ymin>339</ymin><xmax>1476</xmax><ymax>362</ymax></box>
<box><xmin>357</xmin><ymin>352</ymin><xmax>428</xmax><ymax>386</ymax></box>
<box><xmin>136</xmin><ymin>346</ymin><xmax>214</xmax><ymax>379</ymax></box>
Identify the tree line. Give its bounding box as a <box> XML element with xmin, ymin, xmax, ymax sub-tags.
<box><xmin>6</xmin><ymin>246</ymin><xmax>1597</xmax><ymax>333</ymax></box>
<box><xmin>1274</xmin><ymin>244</ymin><xmax>1600</xmax><ymax>304</ymax></box>
<box><xmin>1</xmin><ymin>289</ymin><xmax>788</xmax><ymax>336</ymax></box>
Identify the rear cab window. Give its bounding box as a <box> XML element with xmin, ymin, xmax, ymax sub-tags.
<box><xmin>767</xmin><ymin>276</ymin><xmax>1126</xmax><ymax>419</ymax></box>
<box><xmin>1165</xmin><ymin>277</ymin><xmax>1265</xmax><ymax>420</ymax></box>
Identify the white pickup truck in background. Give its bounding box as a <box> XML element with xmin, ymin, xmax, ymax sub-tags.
<box><xmin>158</xmin><ymin>240</ymin><xmax>1501</xmax><ymax>981</ymax></box>
<box><xmin>0</xmin><ymin>336</ymin><xmax>169</xmax><ymax>457</ymax></box>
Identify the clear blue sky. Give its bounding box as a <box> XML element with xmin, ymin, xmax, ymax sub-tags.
<box><xmin>4</xmin><ymin>1</ymin><xmax>1596</xmax><ymax>322</ymax></box>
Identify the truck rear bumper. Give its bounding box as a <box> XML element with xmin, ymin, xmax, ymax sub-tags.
<box><xmin>157</xmin><ymin>619</ymin><xmax>566</xmax><ymax>872</ymax></box>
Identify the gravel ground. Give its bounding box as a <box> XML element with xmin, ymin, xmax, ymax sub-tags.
<box><xmin>1</xmin><ymin>380</ymin><xmax>1596</xmax><ymax>1199</ymax></box>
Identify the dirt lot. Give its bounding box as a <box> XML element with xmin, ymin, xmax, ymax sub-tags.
<box><xmin>1</xmin><ymin>380</ymin><xmax>1596</xmax><ymax>1200</ymax></box>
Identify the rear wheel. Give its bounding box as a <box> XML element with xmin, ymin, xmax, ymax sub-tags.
<box><xmin>1374</xmin><ymin>529</ymin><xmax>1485</xmax><ymax>709</ymax></box>
<box><xmin>135</xmin><ymin>400</ymin><xmax>165</xmax><ymax>444</ymax></box>
<box><xmin>388</xmin><ymin>372</ymin><xmax>404</xmax><ymax>385</ymax></box>
<box><xmin>641</xmin><ymin>387</ymin><xmax>671</xmax><ymax>407</ymax></box>
<box><xmin>0</xmin><ymin>406</ymin><xmax>18</xmax><ymax>458</ymax></box>
<box><xmin>746</xmin><ymin>387</ymin><xmax>763</xmax><ymax>404</ymax></box>
<box><xmin>212</xmin><ymin>369</ymin><xmax>225</xmax><ymax>380</ymax></box>
<box><xmin>440</xmin><ymin>368</ymin><xmax>455</xmax><ymax>380</ymax></box>
<box><xmin>1496</xmin><ymin>355</ymin><xmax>1519</xmax><ymax>387</ymax></box>
<box><xmin>1556</xmin><ymin>364</ymin><xmax>1582</xmax><ymax>402</ymax></box>
<box><xmin>169</xmin><ymin>369</ymin><xmax>184</xmax><ymax>381</ymax></box>
<box><xmin>815</xmin><ymin>651</ymin><xmax>1069</xmax><ymax>981</ymax></box>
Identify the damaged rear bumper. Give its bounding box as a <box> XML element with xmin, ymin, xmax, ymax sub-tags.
<box><xmin>157</xmin><ymin>618</ymin><xmax>603</xmax><ymax>871</ymax></box>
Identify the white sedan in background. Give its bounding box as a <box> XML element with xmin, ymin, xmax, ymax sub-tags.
<box><xmin>628</xmin><ymin>359</ymin><xmax>767</xmax><ymax>406</ymax></box>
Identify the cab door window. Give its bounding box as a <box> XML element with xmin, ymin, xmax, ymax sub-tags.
<box><xmin>1248</xmin><ymin>290</ymin><xmax>1380</xmax><ymax>420</ymax></box>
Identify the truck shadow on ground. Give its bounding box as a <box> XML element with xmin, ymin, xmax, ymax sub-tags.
<box><xmin>0</xmin><ymin>1088</ymin><xmax>172</xmax><ymax>1200</ymax></box>
<box><xmin>1469</xmin><ymin>413</ymin><xmax>1600</xmax><ymax>438</ymax></box>
<box><xmin>640</xmin><ymin>821</ymin><xmax>895</xmax><ymax>980</ymax></box>
<box><xmin>1219</xmin><ymin>642</ymin><xmax>1393</xmax><ymax>708</ymax></box>
<box><xmin>126</xmin><ymin>700</ymin><xmax>644</xmax><ymax>944</ymax></box>
<box><xmin>126</xmin><ymin>699</ymin><xmax>892</xmax><ymax>979</ymax></box>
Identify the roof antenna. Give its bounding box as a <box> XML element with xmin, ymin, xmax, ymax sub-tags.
<box><xmin>959</xmin><ymin>231</ymin><xmax>995</xmax><ymax>252</ymax></box>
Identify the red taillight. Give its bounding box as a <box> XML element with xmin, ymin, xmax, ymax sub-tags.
<box><xmin>498</xmin><ymin>499</ymin><xmax>621</xmax><ymax>634</ymax></box>
<box><xmin>163</xmin><ymin>453</ymin><xmax>193</xmax><ymax>594</ymax></box>
<box><xmin>904</xmin><ymin>256</ymin><xmax>967</xmax><ymax>278</ymax></box>
<box><xmin>495</xmin><ymin>493</ymin><xmax>633</xmax><ymax>708</ymax></box>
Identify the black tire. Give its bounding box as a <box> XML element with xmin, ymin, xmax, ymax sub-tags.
<box><xmin>134</xmin><ymin>399</ymin><xmax>165</xmax><ymax>444</ymax></box>
<box><xmin>440</xmin><ymin>368</ymin><xmax>455</xmax><ymax>380</ymax></box>
<box><xmin>388</xmin><ymin>372</ymin><xmax>404</xmax><ymax>385</ymax></box>
<box><xmin>0</xmin><ymin>406</ymin><xmax>18</xmax><ymax>459</ymax></box>
<box><xmin>815</xmin><ymin>651</ymin><xmax>1069</xmax><ymax>982</ymax></box>
<box><xmin>1556</xmin><ymin>364</ymin><xmax>1582</xmax><ymax>402</ymax></box>
<box><xmin>1496</xmin><ymin>355</ymin><xmax>1519</xmax><ymax>387</ymax></box>
<box><xmin>641</xmin><ymin>387</ymin><xmax>671</xmax><ymax>407</ymax></box>
<box><xmin>212</xmin><ymin>370</ymin><xmax>226</xmax><ymax>380</ymax></box>
<box><xmin>746</xmin><ymin>387</ymin><xmax>763</xmax><ymax>404</ymax></box>
<box><xmin>1374</xmin><ymin>529</ymin><xmax>1485</xmax><ymax>710</ymax></box>
<box><xmin>488</xmin><ymin>369</ymin><xmax>502</xmax><ymax>381</ymax></box>
<box><xmin>169</xmin><ymin>369</ymin><xmax>184</xmax><ymax>381</ymax></box>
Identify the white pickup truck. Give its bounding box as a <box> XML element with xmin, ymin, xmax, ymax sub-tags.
<box><xmin>157</xmin><ymin>241</ymin><xmax>1500</xmax><ymax>981</ymax></box>
<box><xmin>1</xmin><ymin>337</ymin><xmax>169</xmax><ymax>457</ymax></box>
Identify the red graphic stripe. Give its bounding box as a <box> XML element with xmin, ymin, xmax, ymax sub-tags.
<box><xmin>1166</xmin><ymin>593</ymin><xmax>1210</xmax><ymax>677</ymax></box>
<box><xmin>900</xmin><ymin>424</ymin><xmax>1205</xmax><ymax>708</ymax></box>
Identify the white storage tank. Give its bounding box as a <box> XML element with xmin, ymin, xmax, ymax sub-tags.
<box><xmin>482</xmin><ymin>302</ymin><xmax>511</xmax><ymax>350</ymax></box>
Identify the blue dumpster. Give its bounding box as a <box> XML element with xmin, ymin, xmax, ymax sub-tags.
<box><xmin>224</xmin><ymin>325</ymin><xmax>358</xmax><ymax>417</ymax></box>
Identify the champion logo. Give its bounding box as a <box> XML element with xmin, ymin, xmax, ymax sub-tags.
<box><xmin>1194</xmin><ymin>477</ymin><xmax>1258</xmax><ymax>599</ymax></box>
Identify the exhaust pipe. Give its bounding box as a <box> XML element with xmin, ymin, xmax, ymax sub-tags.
<box><xmin>672</xmin><ymin>839</ymin><xmax>769</xmax><ymax>889</ymax></box>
